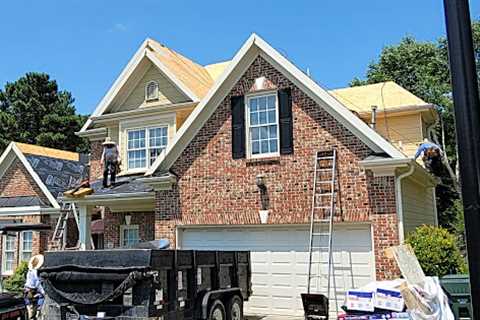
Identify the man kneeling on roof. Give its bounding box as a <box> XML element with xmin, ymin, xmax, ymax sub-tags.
<box><xmin>101</xmin><ymin>137</ymin><xmax>120</xmax><ymax>188</ymax></box>
<box><xmin>415</xmin><ymin>138</ymin><xmax>443</xmax><ymax>176</ymax></box>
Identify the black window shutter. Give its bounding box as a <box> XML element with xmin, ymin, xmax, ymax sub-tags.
<box><xmin>278</xmin><ymin>88</ymin><xmax>294</xmax><ymax>154</ymax></box>
<box><xmin>231</xmin><ymin>95</ymin><xmax>246</xmax><ymax>159</ymax></box>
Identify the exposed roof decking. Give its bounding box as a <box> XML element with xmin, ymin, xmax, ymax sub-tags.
<box><xmin>329</xmin><ymin>81</ymin><xmax>431</xmax><ymax>114</ymax></box>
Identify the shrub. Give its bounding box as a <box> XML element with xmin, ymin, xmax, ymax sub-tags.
<box><xmin>405</xmin><ymin>225</ymin><xmax>467</xmax><ymax>277</ymax></box>
<box><xmin>3</xmin><ymin>261</ymin><xmax>28</xmax><ymax>294</ymax></box>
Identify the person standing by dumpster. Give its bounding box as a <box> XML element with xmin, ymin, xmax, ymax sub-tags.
<box><xmin>101</xmin><ymin>137</ymin><xmax>120</xmax><ymax>188</ymax></box>
<box><xmin>24</xmin><ymin>255</ymin><xmax>45</xmax><ymax>320</ymax></box>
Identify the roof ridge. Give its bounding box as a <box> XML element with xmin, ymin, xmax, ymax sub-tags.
<box><xmin>14</xmin><ymin>142</ymin><xmax>80</xmax><ymax>161</ymax></box>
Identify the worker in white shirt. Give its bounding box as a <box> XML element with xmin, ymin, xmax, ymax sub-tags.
<box><xmin>24</xmin><ymin>254</ymin><xmax>45</xmax><ymax>320</ymax></box>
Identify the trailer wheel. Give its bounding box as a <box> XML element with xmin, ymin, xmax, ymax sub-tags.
<box><xmin>226</xmin><ymin>295</ymin><xmax>243</xmax><ymax>320</ymax></box>
<box><xmin>209</xmin><ymin>299</ymin><xmax>226</xmax><ymax>320</ymax></box>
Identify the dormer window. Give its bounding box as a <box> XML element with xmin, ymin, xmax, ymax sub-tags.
<box><xmin>145</xmin><ymin>81</ymin><xmax>159</xmax><ymax>101</ymax></box>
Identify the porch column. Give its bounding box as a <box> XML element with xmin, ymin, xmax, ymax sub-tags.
<box><xmin>78</xmin><ymin>204</ymin><xmax>93</xmax><ymax>250</ymax></box>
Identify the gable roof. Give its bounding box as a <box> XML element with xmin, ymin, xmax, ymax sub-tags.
<box><xmin>0</xmin><ymin>142</ymin><xmax>89</xmax><ymax>208</ymax></box>
<box><xmin>146</xmin><ymin>34</ymin><xmax>406</xmax><ymax>175</ymax></box>
<box><xmin>79</xmin><ymin>38</ymin><xmax>214</xmax><ymax>133</ymax></box>
<box><xmin>329</xmin><ymin>81</ymin><xmax>432</xmax><ymax>115</ymax></box>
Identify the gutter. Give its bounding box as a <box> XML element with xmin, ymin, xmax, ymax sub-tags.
<box><xmin>395</xmin><ymin>162</ymin><xmax>415</xmax><ymax>243</ymax></box>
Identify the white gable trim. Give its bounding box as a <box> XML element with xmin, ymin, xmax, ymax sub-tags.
<box><xmin>146</xmin><ymin>34</ymin><xmax>405</xmax><ymax>175</ymax></box>
<box><xmin>0</xmin><ymin>142</ymin><xmax>60</xmax><ymax>209</ymax></box>
<box><xmin>79</xmin><ymin>39</ymin><xmax>199</xmax><ymax>133</ymax></box>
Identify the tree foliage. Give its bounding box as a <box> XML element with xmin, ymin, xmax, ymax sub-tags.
<box><xmin>3</xmin><ymin>261</ymin><xmax>28</xmax><ymax>294</ymax></box>
<box><xmin>0</xmin><ymin>72</ymin><xmax>88</xmax><ymax>153</ymax></box>
<box><xmin>351</xmin><ymin>21</ymin><xmax>480</xmax><ymax>234</ymax></box>
<box><xmin>406</xmin><ymin>225</ymin><xmax>467</xmax><ymax>277</ymax></box>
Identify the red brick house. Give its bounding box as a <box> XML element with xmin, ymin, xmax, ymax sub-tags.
<box><xmin>75</xmin><ymin>34</ymin><xmax>437</xmax><ymax>317</ymax></box>
<box><xmin>0</xmin><ymin>142</ymin><xmax>87</xmax><ymax>275</ymax></box>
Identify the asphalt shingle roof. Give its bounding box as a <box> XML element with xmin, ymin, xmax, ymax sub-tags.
<box><xmin>26</xmin><ymin>154</ymin><xmax>89</xmax><ymax>199</ymax></box>
<box><xmin>0</xmin><ymin>196</ymin><xmax>49</xmax><ymax>208</ymax></box>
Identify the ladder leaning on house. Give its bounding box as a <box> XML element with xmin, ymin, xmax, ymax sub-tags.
<box><xmin>306</xmin><ymin>149</ymin><xmax>339</xmax><ymax>313</ymax></box>
<box><xmin>51</xmin><ymin>202</ymin><xmax>94</xmax><ymax>250</ymax></box>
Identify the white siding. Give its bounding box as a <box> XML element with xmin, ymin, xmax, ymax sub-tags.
<box><xmin>402</xmin><ymin>177</ymin><xmax>436</xmax><ymax>236</ymax></box>
<box><xmin>112</xmin><ymin>64</ymin><xmax>188</xmax><ymax>113</ymax></box>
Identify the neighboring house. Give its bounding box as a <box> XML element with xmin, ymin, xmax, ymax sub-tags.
<box><xmin>0</xmin><ymin>142</ymin><xmax>87</xmax><ymax>275</ymax></box>
<box><xmin>75</xmin><ymin>34</ymin><xmax>438</xmax><ymax>317</ymax></box>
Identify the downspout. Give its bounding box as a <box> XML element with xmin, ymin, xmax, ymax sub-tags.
<box><xmin>395</xmin><ymin>161</ymin><xmax>415</xmax><ymax>243</ymax></box>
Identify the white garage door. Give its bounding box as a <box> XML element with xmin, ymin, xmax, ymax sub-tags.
<box><xmin>178</xmin><ymin>224</ymin><xmax>374</xmax><ymax>317</ymax></box>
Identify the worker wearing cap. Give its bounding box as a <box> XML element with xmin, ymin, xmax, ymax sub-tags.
<box><xmin>101</xmin><ymin>137</ymin><xmax>120</xmax><ymax>188</ymax></box>
<box><xmin>24</xmin><ymin>255</ymin><xmax>45</xmax><ymax>320</ymax></box>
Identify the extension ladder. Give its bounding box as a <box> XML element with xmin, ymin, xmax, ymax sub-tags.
<box><xmin>306</xmin><ymin>149</ymin><xmax>338</xmax><ymax>313</ymax></box>
<box><xmin>51</xmin><ymin>202</ymin><xmax>84</xmax><ymax>250</ymax></box>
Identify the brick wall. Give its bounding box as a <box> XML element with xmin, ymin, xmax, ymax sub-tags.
<box><xmin>154</xmin><ymin>56</ymin><xmax>400</xmax><ymax>278</ymax></box>
<box><xmin>0</xmin><ymin>159</ymin><xmax>49</xmax><ymax>204</ymax></box>
<box><xmin>103</xmin><ymin>209</ymin><xmax>155</xmax><ymax>248</ymax></box>
<box><xmin>89</xmin><ymin>141</ymin><xmax>103</xmax><ymax>182</ymax></box>
<box><xmin>0</xmin><ymin>215</ymin><xmax>51</xmax><ymax>275</ymax></box>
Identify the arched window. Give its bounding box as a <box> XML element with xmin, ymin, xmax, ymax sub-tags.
<box><xmin>145</xmin><ymin>81</ymin><xmax>159</xmax><ymax>101</ymax></box>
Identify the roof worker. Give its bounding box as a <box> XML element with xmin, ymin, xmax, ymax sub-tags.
<box><xmin>24</xmin><ymin>254</ymin><xmax>45</xmax><ymax>320</ymax></box>
<box><xmin>415</xmin><ymin>138</ymin><xmax>443</xmax><ymax>176</ymax></box>
<box><xmin>101</xmin><ymin>137</ymin><xmax>120</xmax><ymax>188</ymax></box>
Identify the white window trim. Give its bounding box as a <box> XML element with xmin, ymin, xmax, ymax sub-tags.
<box><xmin>20</xmin><ymin>231</ymin><xmax>33</xmax><ymax>263</ymax></box>
<box><xmin>245</xmin><ymin>90</ymin><xmax>280</xmax><ymax>159</ymax></box>
<box><xmin>120</xmin><ymin>225</ymin><xmax>140</xmax><ymax>248</ymax></box>
<box><xmin>2</xmin><ymin>234</ymin><xmax>16</xmax><ymax>275</ymax></box>
<box><xmin>145</xmin><ymin>80</ymin><xmax>159</xmax><ymax>102</ymax></box>
<box><xmin>126</xmin><ymin>125</ymin><xmax>168</xmax><ymax>172</ymax></box>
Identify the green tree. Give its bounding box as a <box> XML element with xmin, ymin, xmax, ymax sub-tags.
<box><xmin>351</xmin><ymin>21</ymin><xmax>480</xmax><ymax>234</ymax></box>
<box><xmin>3</xmin><ymin>261</ymin><xmax>28</xmax><ymax>294</ymax></box>
<box><xmin>406</xmin><ymin>225</ymin><xmax>467</xmax><ymax>277</ymax></box>
<box><xmin>0</xmin><ymin>72</ymin><xmax>88</xmax><ymax>153</ymax></box>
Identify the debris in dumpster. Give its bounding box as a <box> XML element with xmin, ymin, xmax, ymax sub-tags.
<box><xmin>338</xmin><ymin>244</ymin><xmax>455</xmax><ymax>320</ymax></box>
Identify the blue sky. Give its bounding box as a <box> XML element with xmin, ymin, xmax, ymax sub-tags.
<box><xmin>1</xmin><ymin>1</ymin><xmax>479</xmax><ymax>115</ymax></box>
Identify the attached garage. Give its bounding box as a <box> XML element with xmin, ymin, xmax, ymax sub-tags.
<box><xmin>178</xmin><ymin>224</ymin><xmax>375</xmax><ymax>317</ymax></box>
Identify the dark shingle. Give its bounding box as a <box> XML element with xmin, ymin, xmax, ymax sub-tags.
<box><xmin>0</xmin><ymin>196</ymin><xmax>49</xmax><ymax>208</ymax></box>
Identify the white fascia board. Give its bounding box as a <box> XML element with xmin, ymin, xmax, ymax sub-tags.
<box><xmin>0</xmin><ymin>206</ymin><xmax>60</xmax><ymax>216</ymax></box>
<box><xmin>62</xmin><ymin>191</ymin><xmax>155</xmax><ymax>205</ymax></box>
<box><xmin>145</xmin><ymin>50</ymin><xmax>199</xmax><ymax>102</ymax></box>
<box><xmin>146</xmin><ymin>34</ymin><xmax>258</xmax><ymax>175</ymax></box>
<box><xmin>10</xmin><ymin>143</ymin><xmax>60</xmax><ymax>208</ymax></box>
<box><xmin>0</xmin><ymin>143</ymin><xmax>15</xmax><ymax>179</ymax></box>
<box><xmin>79</xmin><ymin>39</ymin><xmax>150</xmax><ymax>133</ymax></box>
<box><xmin>359</xmin><ymin>158</ymin><xmax>412</xmax><ymax>169</ymax></box>
<box><xmin>75</xmin><ymin>127</ymin><xmax>108</xmax><ymax>140</ymax></box>
<box><xmin>147</xmin><ymin>34</ymin><xmax>405</xmax><ymax>176</ymax></box>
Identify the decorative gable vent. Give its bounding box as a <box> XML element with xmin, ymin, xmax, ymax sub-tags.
<box><xmin>145</xmin><ymin>81</ymin><xmax>159</xmax><ymax>101</ymax></box>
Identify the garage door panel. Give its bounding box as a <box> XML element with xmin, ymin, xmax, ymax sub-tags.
<box><xmin>180</xmin><ymin>224</ymin><xmax>373</xmax><ymax>317</ymax></box>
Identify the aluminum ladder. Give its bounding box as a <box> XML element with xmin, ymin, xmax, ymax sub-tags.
<box><xmin>306</xmin><ymin>149</ymin><xmax>338</xmax><ymax>314</ymax></box>
<box><xmin>51</xmin><ymin>202</ymin><xmax>82</xmax><ymax>250</ymax></box>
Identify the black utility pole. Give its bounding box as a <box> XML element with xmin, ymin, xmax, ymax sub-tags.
<box><xmin>443</xmin><ymin>0</ymin><xmax>480</xmax><ymax>318</ymax></box>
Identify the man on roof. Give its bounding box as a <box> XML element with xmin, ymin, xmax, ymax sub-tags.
<box><xmin>101</xmin><ymin>137</ymin><xmax>120</xmax><ymax>188</ymax></box>
<box><xmin>415</xmin><ymin>138</ymin><xmax>443</xmax><ymax>175</ymax></box>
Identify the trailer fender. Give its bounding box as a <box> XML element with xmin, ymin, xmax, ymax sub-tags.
<box><xmin>201</xmin><ymin>288</ymin><xmax>242</xmax><ymax>319</ymax></box>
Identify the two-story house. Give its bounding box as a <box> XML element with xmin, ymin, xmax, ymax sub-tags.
<box><xmin>74</xmin><ymin>34</ymin><xmax>437</xmax><ymax>317</ymax></box>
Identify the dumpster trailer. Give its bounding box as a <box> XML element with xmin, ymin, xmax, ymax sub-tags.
<box><xmin>39</xmin><ymin>249</ymin><xmax>252</xmax><ymax>320</ymax></box>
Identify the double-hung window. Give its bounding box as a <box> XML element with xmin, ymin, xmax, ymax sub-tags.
<box><xmin>120</xmin><ymin>225</ymin><xmax>139</xmax><ymax>248</ymax></box>
<box><xmin>21</xmin><ymin>231</ymin><xmax>33</xmax><ymax>262</ymax></box>
<box><xmin>127</xmin><ymin>126</ymin><xmax>168</xmax><ymax>170</ymax></box>
<box><xmin>2</xmin><ymin>235</ymin><xmax>15</xmax><ymax>274</ymax></box>
<box><xmin>247</xmin><ymin>93</ymin><xmax>279</xmax><ymax>157</ymax></box>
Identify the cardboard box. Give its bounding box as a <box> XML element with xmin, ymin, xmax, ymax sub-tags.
<box><xmin>346</xmin><ymin>290</ymin><xmax>375</xmax><ymax>312</ymax></box>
